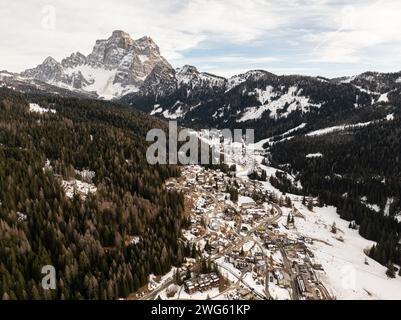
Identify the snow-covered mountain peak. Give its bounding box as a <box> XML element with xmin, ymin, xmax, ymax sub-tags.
<box><xmin>177</xmin><ymin>64</ymin><xmax>198</xmax><ymax>74</ymax></box>
<box><xmin>22</xmin><ymin>56</ymin><xmax>63</xmax><ymax>83</ymax></box>
<box><xmin>20</xmin><ymin>30</ymin><xmax>174</xmax><ymax>99</ymax></box>
<box><xmin>135</xmin><ymin>36</ymin><xmax>160</xmax><ymax>53</ymax></box>
<box><xmin>227</xmin><ymin>69</ymin><xmax>274</xmax><ymax>91</ymax></box>
<box><xmin>176</xmin><ymin>65</ymin><xmax>200</xmax><ymax>84</ymax></box>
<box><xmin>111</xmin><ymin>29</ymin><xmax>132</xmax><ymax>39</ymax></box>
<box><xmin>336</xmin><ymin>70</ymin><xmax>401</xmax><ymax>95</ymax></box>
<box><xmin>86</xmin><ymin>31</ymin><xmax>136</xmax><ymax>69</ymax></box>
<box><xmin>61</xmin><ymin>52</ymin><xmax>87</xmax><ymax>68</ymax></box>
<box><xmin>176</xmin><ymin>65</ymin><xmax>226</xmax><ymax>89</ymax></box>
<box><xmin>107</xmin><ymin>30</ymin><xmax>134</xmax><ymax>49</ymax></box>
<box><xmin>42</xmin><ymin>56</ymin><xmax>59</xmax><ymax>67</ymax></box>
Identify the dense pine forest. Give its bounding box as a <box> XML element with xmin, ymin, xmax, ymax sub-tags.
<box><xmin>270</xmin><ymin>118</ymin><xmax>401</xmax><ymax>267</ymax></box>
<box><xmin>0</xmin><ymin>88</ymin><xmax>188</xmax><ymax>299</ymax></box>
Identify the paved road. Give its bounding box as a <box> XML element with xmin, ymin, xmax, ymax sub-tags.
<box><xmin>278</xmin><ymin>244</ymin><xmax>300</xmax><ymax>300</ymax></box>
<box><xmin>141</xmin><ymin>276</ymin><xmax>176</xmax><ymax>300</ymax></box>
<box><xmin>316</xmin><ymin>280</ymin><xmax>333</xmax><ymax>300</ymax></box>
<box><xmin>215</xmin><ymin>261</ymin><xmax>265</xmax><ymax>300</ymax></box>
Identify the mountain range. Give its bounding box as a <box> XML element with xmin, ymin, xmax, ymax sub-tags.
<box><xmin>1</xmin><ymin>30</ymin><xmax>400</xmax><ymax>141</ymax></box>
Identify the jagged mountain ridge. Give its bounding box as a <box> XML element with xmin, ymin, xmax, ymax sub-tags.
<box><xmin>2</xmin><ymin>30</ymin><xmax>400</xmax><ymax>140</ymax></box>
<box><xmin>0</xmin><ymin>70</ymin><xmax>97</xmax><ymax>98</ymax></box>
<box><xmin>122</xmin><ymin>67</ymin><xmax>401</xmax><ymax>140</ymax></box>
<box><xmin>20</xmin><ymin>30</ymin><xmax>174</xmax><ymax>99</ymax></box>
<box><xmin>3</xmin><ymin>30</ymin><xmax>265</xmax><ymax>102</ymax></box>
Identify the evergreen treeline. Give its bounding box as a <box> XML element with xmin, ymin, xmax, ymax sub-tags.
<box><xmin>0</xmin><ymin>88</ymin><xmax>188</xmax><ymax>300</ymax></box>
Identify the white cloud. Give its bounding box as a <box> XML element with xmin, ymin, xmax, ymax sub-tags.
<box><xmin>0</xmin><ymin>0</ymin><xmax>401</xmax><ymax>76</ymax></box>
<box><xmin>0</xmin><ymin>0</ymin><xmax>288</xmax><ymax>71</ymax></box>
<box><xmin>306</xmin><ymin>0</ymin><xmax>401</xmax><ymax>64</ymax></box>
<box><xmin>185</xmin><ymin>55</ymin><xmax>280</xmax><ymax>66</ymax></box>
<box><xmin>182</xmin><ymin>55</ymin><xmax>282</xmax><ymax>77</ymax></box>
<box><xmin>205</xmin><ymin>66</ymin><xmax>323</xmax><ymax>78</ymax></box>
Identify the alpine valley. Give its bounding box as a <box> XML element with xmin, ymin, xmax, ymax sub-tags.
<box><xmin>1</xmin><ymin>30</ymin><xmax>401</xmax><ymax>300</ymax></box>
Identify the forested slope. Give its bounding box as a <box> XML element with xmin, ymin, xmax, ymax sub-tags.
<box><xmin>0</xmin><ymin>88</ymin><xmax>189</xmax><ymax>299</ymax></box>
<box><xmin>270</xmin><ymin>117</ymin><xmax>401</xmax><ymax>267</ymax></box>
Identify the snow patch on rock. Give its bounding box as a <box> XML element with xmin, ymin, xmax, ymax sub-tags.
<box><xmin>238</xmin><ymin>86</ymin><xmax>321</xmax><ymax>122</ymax></box>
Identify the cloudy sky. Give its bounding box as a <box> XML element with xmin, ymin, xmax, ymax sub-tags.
<box><xmin>1</xmin><ymin>0</ymin><xmax>401</xmax><ymax>77</ymax></box>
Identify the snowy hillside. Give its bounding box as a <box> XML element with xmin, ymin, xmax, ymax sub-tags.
<box><xmin>238</xmin><ymin>86</ymin><xmax>321</xmax><ymax>121</ymax></box>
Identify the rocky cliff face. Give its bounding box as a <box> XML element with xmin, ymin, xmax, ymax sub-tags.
<box><xmin>61</xmin><ymin>52</ymin><xmax>87</xmax><ymax>69</ymax></box>
<box><xmin>23</xmin><ymin>57</ymin><xmax>64</xmax><ymax>83</ymax></box>
<box><xmin>176</xmin><ymin>65</ymin><xmax>227</xmax><ymax>90</ymax></box>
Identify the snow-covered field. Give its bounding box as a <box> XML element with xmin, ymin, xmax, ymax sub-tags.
<box><xmin>238</xmin><ymin>86</ymin><xmax>321</xmax><ymax>121</ymax></box>
<box><xmin>306</xmin><ymin>115</ymin><xmax>395</xmax><ymax>137</ymax></box>
<box><xmin>148</xmin><ymin>267</ymin><xmax>177</xmax><ymax>291</ymax></box>
<box><xmin>163</xmin><ymin>105</ymin><xmax>185</xmax><ymax>119</ymax></box>
<box><xmin>306</xmin><ymin>153</ymin><xmax>323</xmax><ymax>158</ymax></box>
<box><xmin>294</xmin><ymin>203</ymin><xmax>401</xmax><ymax>300</ymax></box>
<box><xmin>269</xmin><ymin>282</ymin><xmax>291</xmax><ymax>300</ymax></box>
<box><xmin>61</xmin><ymin>179</ymin><xmax>97</xmax><ymax>199</ymax></box>
<box><xmin>242</xmin><ymin>272</ymin><xmax>265</xmax><ymax>297</ymax></box>
<box><xmin>61</xmin><ymin>65</ymin><xmax>139</xmax><ymax>99</ymax></box>
<box><xmin>29</xmin><ymin>103</ymin><xmax>56</xmax><ymax>114</ymax></box>
<box><xmin>305</xmin><ymin>121</ymin><xmax>373</xmax><ymax>137</ymax></box>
